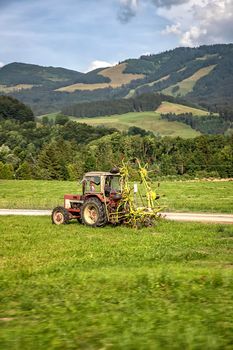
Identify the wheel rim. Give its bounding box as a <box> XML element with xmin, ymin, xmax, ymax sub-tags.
<box><xmin>53</xmin><ymin>211</ymin><xmax>64</xmax><ymax>225</ymax></box>
<box><xmin>83</xmin><ymin>204</ymin><xmax>99</xmax><ymax>225</ymax></box>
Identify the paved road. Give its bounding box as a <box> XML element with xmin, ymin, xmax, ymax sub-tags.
<box><xmin>0</xmin><ymin>209</ymin><xmax>233</xmax><ymax>224</ymax></box>
<box><xmin>162</xmin><ymin>212</ymin><xmax>233</xmax><ymax>224</ymax></box>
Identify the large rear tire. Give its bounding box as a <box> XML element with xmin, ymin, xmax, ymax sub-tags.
<box><xmin>52</xmin><ymin>206</ymin><xmax>70</xmax><ymax>225</ymax></box>
<box><xmin>81</xmin><ymin>198</ymin><xmax>107</xmax><ymax>227</ymax></box>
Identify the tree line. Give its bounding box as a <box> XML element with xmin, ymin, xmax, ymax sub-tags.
<box><xmin>0</xmin><ymin>117</ymin><xmax>232</xmax><ymax>180</ymax></box>
<box><xmin>61</xmin><ymin>93</ymin><xmax>200</xmax><ymax>118</ymax></box>
<box><xmin>0</xmin><ymin>96</ymin><xmax>232</xmax><ymax>180</ymax></box>
<box><xmin>161</xmin><ymin>113</ymin><xmax>232</xmax><ymax>135</ymax></box>
<box><xmin>62</xmin><ymin>93</ymin><xmax>164</xmax><ymax>118</ymax></box>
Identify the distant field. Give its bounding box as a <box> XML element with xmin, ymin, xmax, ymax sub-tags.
<box><xmin>70</xmin><ymin>111</ymin><xmax>200</xmax><ymax>138</ymax></box>
<box><xmin>0</xmin><ymin>216</ymin><xmax>233</xmax><ymax>349</ymax></box>
<box><xmin>56</xmin><ymin>63</ymin><xmax>144</xmax><ymax>92</ymax></box>
<box><xmin>195</xmin><ymin>54</ymin><xmax>219</xmax><ymax>61</ymax></box>
<box><xmin>162</xmin><ymin>65</ymin><xmax>216</xmax><ymax>97</ymax></box>
<box><xmin>55</xmin><ymin>82</ymin><xmax>112</xmax><ymax>92</ymax></box>
<box><xmin>0</xmin><ymin>84</ymin><xmax>35</xmax><ymax>93</ymax></box>
<box><xmin>156</xmin><ymin>101</ymin><xmax>209</xmax><ymax>116</ymax></box>
<box><xmin>1</xmin><ymin>180</ymin><xmax>232</xmax><ymax>213</ymax></box>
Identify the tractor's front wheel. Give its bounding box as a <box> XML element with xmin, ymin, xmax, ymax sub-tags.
<box><xmin>52</xmin><ymin>206</ymin><xmax>70</xmax><ymax>225</ymax></box>
<box><xmin>81</xmin><ymin>198</ymin><xmax>107</xmax><ymax>227</ymax></box>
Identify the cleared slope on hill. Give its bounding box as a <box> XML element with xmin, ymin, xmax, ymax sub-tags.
<box><xmin>125</xmin><ymin>74</ymin><xmax>170</xmax><ymax>98</ymax></box>
<box><xmin>56</xmin><ymin>63</ymin><xmax>144</xmax><ymax>92</ymax></box>
<box><xmin>156</xmin><ymin>101</ymin><xmax>209</xmax><ymax>116</ymax></box>
<box><xmin>162</xmin><ymin>65</ymin><xmax>216</xmax><ymax>97</ymax></box>
<box><xmin>0</xmin><ymin>84</ymin><xmax>36</xmax><ymax>93</ymax></box>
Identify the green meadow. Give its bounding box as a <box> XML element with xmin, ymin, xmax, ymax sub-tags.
<box><xmin>75</xmin><ymin>111</ymin><xmax>200</xmax><ymax>138</ymax></box>
<box><xmin>0</xmin><ymin>216</ymin><xmax>233</xmax><ymax>349</ymax></box>
<box><xmin>1</xmin><ymin>180</ymin><xmax>232</xmax><ymax>213</ymax></box>
<box><xmin>38</xmin><ymin>111</ymin><xmax>200</xmax><ymax>138</ymax></box>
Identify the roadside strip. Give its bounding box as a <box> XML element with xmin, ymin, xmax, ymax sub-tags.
<box><xmin>162</xmin><ymin>212</ymin><xmax>233</xmax><ymax>224</ymax></box>
<box><xmin>0</xmin><ymin>209</ymin><xmax>232</xmax><ymax>224</ymax></box>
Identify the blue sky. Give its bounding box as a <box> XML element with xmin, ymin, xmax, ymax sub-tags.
<box><xmin>0</xmin><ymin>0</ymin><xmax>232</xmax><ymax>72</ymax></box>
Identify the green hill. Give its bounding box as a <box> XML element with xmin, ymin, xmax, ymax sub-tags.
<box><xmin>0</xmin><ymin>62</ymin><xmax>84</xmax><ymax>86</ymax></box>
<box><xmin>1</xmin><ymin>44</ymin><xmax>233</xmax><ymax>114</ymax></box>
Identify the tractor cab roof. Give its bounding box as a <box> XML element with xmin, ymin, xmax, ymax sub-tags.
<box><xmin>84</xmin><ymin>171</ymin><xmax>120</xmax><ymax>177</ymax></box>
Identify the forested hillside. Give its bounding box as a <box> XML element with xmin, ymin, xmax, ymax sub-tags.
<box><xmin>0</xmin><ymin>95</ymin><xmax>34</xmax><ymax>122</ymax></box>
<box><xmin>0</xmin><ymin>97</ymin><xmax>232</xmax><ymax>180</ymax></box>
<box><xmin>0</xmin><ymin>44</ymin><xmax>233</xmax><ymax>114</ymax></box>
<box><xmin>62</xmin><ymin>93</ymin><xmax>167</xmax><ymax>117</ymax></box>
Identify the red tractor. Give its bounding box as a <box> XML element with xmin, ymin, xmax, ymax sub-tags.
<box><xmin>52</xmin><ymin>169</ymin><xmax>122</xmax><ymax>227</ymax></box>
<box><xmin>52</xmin><ymin>163</ymin><xmax>161</xmax><ymax>228</ymax></box>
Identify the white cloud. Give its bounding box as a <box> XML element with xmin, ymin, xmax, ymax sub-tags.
<box><xmin>117</xmin><ymin>0</ymin><xmax>189</xmax><ymax>23</ymax></box>
<box><xmin>0</xmin><ymin>62</ymin><xmax>4</xmax><ymax>67</ymax></box>
<box><xmin>120</xmin><ymin>0</ymin><xmax>139</xmax><ymax>7</ymax></box>
<box><xmin>162</xmin><ymin>22</ymin><xmax>181</xmax><ymax>35</ymax></box>
<box><xmin>180</xmin><ymin>26</ymin><xmax>207</xmax><ymax>46</ymax></box>
<box><xmin>86</xmin><ymin>60</ymin><xmax>117</xmax><ymax>72</ymax></box>
<box><xmin>160</xmin><ymin>0</ymin><xmax>233</xmax><ymax>46</ymax></box>
<box><xmin>118</xmin><ymin>0</ymin><xmax>233</xmax><ymax>46</ymax></box>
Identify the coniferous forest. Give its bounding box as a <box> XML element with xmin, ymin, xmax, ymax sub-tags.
<box><xmin>0</xmin><ymin>96</ymin><xmax>232</xmax><ymax>180</ymax></box>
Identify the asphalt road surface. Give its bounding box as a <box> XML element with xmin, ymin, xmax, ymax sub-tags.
<box><xmin>0</xmin><ymin>209</ymin><xmax>233</xmax><ymax>224</ymax></box>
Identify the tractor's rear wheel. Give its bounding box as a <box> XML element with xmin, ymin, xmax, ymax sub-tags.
<box><xmin>52</xmin><ymin>206</ymin><xmax>70</xmax><ymax>225</ymax></box>
<box><xmin>81</xmin><ymin>198</ymin><xmax>107</xmax><ymax>227</ymax></box>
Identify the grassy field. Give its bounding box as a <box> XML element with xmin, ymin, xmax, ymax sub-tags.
<box><xmin>162</xmin><ymin>65</ymin><xmax>216</xmax><ymax>97</ymax></box>
<box><xmin>37</xmin><ymin>110</ymin><xmax>200</xmax><ymax>138</ymax></box>
<box><xmin>159</xmin><ymin>181</ymin><xmax>233</xmax><ymax>213</ymax></box>
<box><xmin>156</xmin><ymin>101</ymin><xmax>209</xmax><ymax>116</ymax></box>
<box><xmin>0</xmin><ymin>216</ymin><xmax>232</xmax><ymax>349</ymax></box>
<box><xmin>0</xmin><ymin>180</ymin><xmax>233</xmax><ymax>213</ymax></box>
<box><xmin>71</xmin><ymin>111</ymin><xmax>200</xmax><ymax>138</ymax></box>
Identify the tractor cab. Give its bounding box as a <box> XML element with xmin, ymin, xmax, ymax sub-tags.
<box><xmin>82</xmin><ymin>171</ymin><xmax>121</xmax><ymax>197</ymax></box>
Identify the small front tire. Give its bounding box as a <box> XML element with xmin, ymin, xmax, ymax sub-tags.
<box><xmin>52</xmin><ymin>206</ymin><xmax>70</xmax><ymax>225</ymax></box>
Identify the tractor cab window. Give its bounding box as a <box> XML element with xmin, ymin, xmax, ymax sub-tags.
<box><xmin>111</xmin><ymin>176</ymin><xmax>121</xmax><ymax>192</ymax></box>
<box><xmin>105</xmin><ymin>175</ymin><xmax>121</xmax><ymax>196</ymax></box>
<box><xmin>84</xmin><ymin>176</ymin><xmax>101</xmax><ymax>193</ymax></box>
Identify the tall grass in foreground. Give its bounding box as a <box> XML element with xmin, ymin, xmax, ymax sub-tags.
<box><xmin>0</xmin><ymin>217</ymin><xmax>233</xmax><ymax>349</ymax></box>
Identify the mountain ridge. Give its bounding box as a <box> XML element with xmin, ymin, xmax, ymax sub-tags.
<box><xmin>0</xmin><ymin>43</ymin><xmax>233</xmax><ymax>114</ymax></box>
